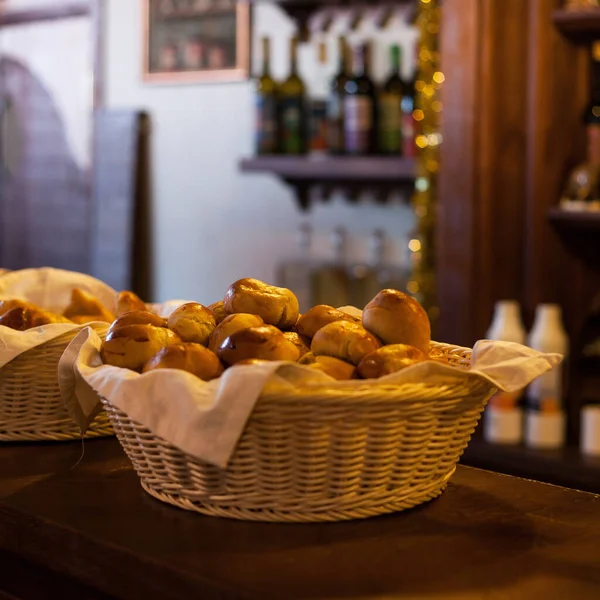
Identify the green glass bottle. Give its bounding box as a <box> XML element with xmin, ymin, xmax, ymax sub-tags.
<box><xmin>379</xmin><ymin>44</ymin><xmax>409</xmax><ymax>155</ymax></box>
<box><xmin>278</xmin><ymin>36</ymin><xmax>307</xmax><ymax>154</ymax></box>
<box><xmin>255</xmin><ymin>37</ymin><xmax>277</xmax><ymax>155</ymax></box>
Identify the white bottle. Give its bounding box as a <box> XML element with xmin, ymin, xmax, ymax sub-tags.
<box><xmin>525</xmin><ymin>304</ymin><xmax>568</xmax><ymax>450</ymax></box>
<box><xmin>484</xmin><ymin>300</ymin><xmax>526</xmax><ymax>445</ymax></box>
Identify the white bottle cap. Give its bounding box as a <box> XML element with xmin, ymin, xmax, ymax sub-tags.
<box><xmin>525</xmin><ymin>410</ymin><xmax>565</xmax><ymax>450</ymax></box>
<box><xmin>484</xmin><ymin>406</ymin><xmax>523</xmax><ymax>445</ymax></box>
<box><xmin>581</xmin><ymin>406</ymin><xmax>600</xmax><ymax>457</ymax></box>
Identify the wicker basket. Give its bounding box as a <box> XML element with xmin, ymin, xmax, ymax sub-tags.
<box><xmin>0</xmin><ymin>324</ymin><xmax>113</xmax><ymax>442</ymax></box>
<box><xmin>101</xmin><ymin>342</ymin><xmax>494</xmax><ymax>522</ymax></box>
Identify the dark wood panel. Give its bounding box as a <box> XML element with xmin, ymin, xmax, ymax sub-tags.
<box><xmin>0</xmin><ymin>2</ymin><xmax>90</xmax><ymax>26</ymax></box>
<box><xmin>2</xmin><ymin>440</ymin><xmax>600</xmax><ymax>599</ymax></box>
<box><xmin>549</xmin><ymin>208</ymin><xmax>600</xmax><ymax>230</ymax></box>
<box><xmin>553</xmin><ymin>7</ymin><xmax>600</xmax><ymax>41</ymax></box>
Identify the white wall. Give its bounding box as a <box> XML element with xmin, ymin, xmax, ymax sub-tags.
<box><xmin>104</xmin><ymin>0</ymin><xmax>416</xmax><ymax>303</ymax></box>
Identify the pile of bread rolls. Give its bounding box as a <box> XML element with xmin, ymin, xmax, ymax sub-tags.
<box><xmin>100</xmin><ymin>278</ymin><xmax>438</xmax><ymax>382</ymax></box>
<box><xmin>0</xmin><ymin>288</ymin><xmax>116</xmax><ymax>330</ymax></box>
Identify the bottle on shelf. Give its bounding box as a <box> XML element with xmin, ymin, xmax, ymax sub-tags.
<box><xmin>254</xmin><ymin>36</ymin><xmax>278</xmax><ymax>155</ymax></box>
<box><xmin>327</xmin><ymin>36</ymin><xmax>349</xmax><ymax>155</ymax></box>
<box><xmin>311</xmin><ymin>227</ymin><xmax>350</xmax><ymax>308</ymax></box>
<box><xmin>378</xmin><ymin>44</ymin><xmax>409</xmax><ymax>155</ymax></box>
<box><xmin>560</xmin><ymin>41</ymin><xmax>600</xmax><ymax>212</ymax></box>
<box><xmin>275</xmin><ymin>223</ymin><xmax>313</xmax><ymax>313</ymax></box>
<box><xmin>525</xmin><ymin>304</ymin><xmax>568</xmax><ymax>450</ymax></box>
<box><xmin>309</xmin><ymin>41</ymin><xmax>329</xmax><ymax>155</ymax></box>
<box><xmin>278</xmin><ymin>36</ymin><xmax>307</xmax><ymax>155</ymax></box>
<box><xmin>483</xmin><ymin>300</ymin><xmax>527</xmax><ymax>445</ymax></box>
<box><xmin>344</xmin><ymin>42</ymin><xmax>377</xmax><ymax>155</ymax></box>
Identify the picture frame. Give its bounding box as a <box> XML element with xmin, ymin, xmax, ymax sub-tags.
<box><xmin>142</xmin><ymin>0</ymin><xmax>250</xmax><ymax>84</ymax></box>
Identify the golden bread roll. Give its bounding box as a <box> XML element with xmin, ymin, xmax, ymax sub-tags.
<box><xmin>362</xmin><ymin>289</ymin><xmax>431</xmax><ymax>353</ymax></box>
<box><xmin>107</xmin><ymin>310</ymin><xmax>167</xmax><ymax>336</ymax></box>
<box><xmin>311</xmin><ymin>321</ymin><xmax>382</xmax><ymax>365</ymax></box>
<box><xmin>167</xmin><ymin>302</ymin><xmax>216</xmax><ymax>346</ymax></box>
<box><xmin>101</xmin><ymin>325</ymin><xmax>180</xmax><ymax>372</ymax></box>
<box><xmin>282</xmin><ymin>331</ymin><xmax>310</xmax><ymax>358</ymax></box>
<box><xmin>208</xmin><ymin>313</ymin><xmax>264</xmax><ymax>353</ymax></box>
<box><xmin>0</xmin><ymin>299</ymin><xmax>29</xmax><ymax>317</ymax></box>
<box><xmin>217</xmin><ymin>325</ymin><xmax>300</xmax><ymax>366</ymax></box>
<box><xmin>299</xmin><ymin>353</ymin><xmax>356</xmax><ymax>380</ymax></box>
<box><xmin>142</xmin><ymin>343</ymin><xmax>223</xmax><ymax>381</ymax></box>
<box><xmin>208</xmin><ymin>301</ymin><xmax>227</xmax><ymax>324</ymax></box>
<box><xmin>30</xmin><ymin>309</ymin><xmax>72</xmax><ymax>326</ymax></box>
<box><xmin>116</xmin><ymin>290</ymin><xmax>146</xmax><ymax>316</ymax></box>
<box><xmin>296</xmin><ymin>305</ymin><xmax>359</xmax><ymax>339</ymax></box>
<box><xmin>0</xmin><ymin>306</ymin><xmax>31</xmax><ymax>330</ymax></box>
<box><xmin>223</xmin><ymin>278</ymin><xmax>299</xmax><ymax>330</ymax></box>
<box><xmin>63</xmin><ymin>288</ymin><xmax>115</xmax><ymax>323</ymax></box>
<box><xmin>357</xmin><ymin>344</ymin><xmax>428</xmax><ymax>379</ymax></box>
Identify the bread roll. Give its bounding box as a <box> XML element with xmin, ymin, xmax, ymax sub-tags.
<box><xmin>30</xmin><ymin>309</ymin><xmax>72</xmax><ymax>326</ymax></box>
<box><xmin>142</xmin><ymin>343</ymin><xmax>223</xmax><ymax>381</ymax></box>
<box><xmin>0</xmin><ymin>306</ymin><xmax>31</xmax><ymax>330</ymax></box>
<box><xmin>116</xmin><ymin>291</ymin><xmax>146</xmax><ymax>316</ymax></box>
<box><xmin>296</xmin><ymin>305</ymin><xmax>359</xmax><ymax>339</ymax></box>
<box><xmin>0</xmin><ymin>299</ymin><xmax>29</xmax><ymax>317</ymax></box>
<box><xmin>208</xmin><ymin>313</ymin><xmax>264</xmax><ymax>353</ymax></box>
<box><xmin>362</xmin><ymin>289</ymin><xmax>430</xmax><ymax>353</ymax></box>
<box><xmin>208</xmin><ymin>301</ymin><xmax>227</xmax><ymax>324</ymax></box>
<box><xmin>357</xmin><ymin>344</ymin><xmax>428</xmax><ymax>379</ymax></box>
<box><xmin>63</xmin><ymin>288</ymin><xmax>115</xmax><ymax>323</ymax></box>
<box><xmin>167</xmin><ymin>302</ymin><xmax>216</xmax><ymax>346</ymax></box>
<box><xmin>299</xmin><ymin>353</ymin><xmax>356</xmax><ymax>380</ymax></box>
<box><xmin>101</xmin><ymin>325</ymin><xmax>180</xmax><ymax>372</ymax></box>
<box><xmin>223</xmin><ymin>278</ymin><xmax>299</xmax><ymax>330</ymax></box>
<box><xmin>311</xmin><ymin>321</ymin><xmax>382</xmax><ymax>365</ymax></box>
<box><xmin>282</xmin><ymin>331</ymin><xmax>310</xmax><ymax>358</ymax></box>
<box><xmin>107</xmin><ymin>310</ymin><xmax>167</xmax><ymax>336</ymax></box>
<box><xmin>217</xmin><ymin>325</ymin><xmax>300</xmax><ymax>366</ymax></box>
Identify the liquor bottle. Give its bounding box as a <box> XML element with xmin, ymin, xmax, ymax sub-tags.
<box><xmin>255</xmin><ymin>37</ymin><xmax>277</xmax><ymax>155</ymax></box>
<box><xmin>483</xmin><ymin>300</ymin><xmax>527</xmax><ymax>445</ymax></box>
<box><xmin>276</xmin><ymin>223</ymin><xmax>313</xmax><ymax>313</ymax></box>
<box><xmin>327</xmin><ymin>36</ymin><xmax>349</xmax><ymax>155</ymax></box>
<box><xmin>525</xmin><ymin>304</ymin><xmax>568</xmax><ymax>450</ymax></box>
<box><xmin>379</xmin><ymin>44</ymin><xmax>408</xmax><ymax>155</ymax></box>
<box><xmin>278</xmin><ymin>36</ymin><xmax>306</xmax><ymax>155</ymax></box>
<box><xmin>344</xmin><ymin>42</ymin><xmax>377</xmax><ymax>155</ymax></box>
<box><xmin>310</xmin><ymin>227</ymin><xmax>350</xmax><ymax>308</ymax></box>
<box><xmin>560</xmin><ymin>41</ymin><xmax>600</xmax><ymax>211</ymax></box>
<box><xmin>309</xmin><ymin>41</ymin><xmax>329</xmax><ymax>155</ymax></box>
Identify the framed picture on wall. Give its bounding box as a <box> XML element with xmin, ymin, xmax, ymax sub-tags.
<box><xmin>142</xmin><ymin>0</ymin><xmax>250</xmax><ymax>83</ymax></box>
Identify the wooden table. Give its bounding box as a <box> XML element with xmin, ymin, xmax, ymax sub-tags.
<box><xmin>1</xmin><ymin>439</ymin><xmax>600</xmax><ymax>600</ymax></box>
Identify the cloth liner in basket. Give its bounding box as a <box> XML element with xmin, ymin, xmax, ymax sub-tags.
<box><xmin>0</xmin><ymin>267</ymin><xmax>118</xmax><ymax>441</ymax></box>
<box><xmin>60</xmin><ymin>326</ymin><xmax>562</xmax><ymax>522</ymax></box>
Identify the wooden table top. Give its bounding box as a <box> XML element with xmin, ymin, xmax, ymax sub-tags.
<box><xmin>1</xmin><ymin>438</ymin><xmax>600</xmax><ymax>600</ymax></box>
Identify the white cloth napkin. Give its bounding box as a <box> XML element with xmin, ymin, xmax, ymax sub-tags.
<box><xmin>0</xmin><ymin>268</ymin><xmax>118</xmax><ymax>368</ymax></box>
<box><xmin>59</xmin><ymin>325</ymin><xmax>563</xmax><ymax>469</ymax></box>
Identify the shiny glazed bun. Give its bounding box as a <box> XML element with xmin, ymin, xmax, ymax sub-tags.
<box><xmin>296</xmin><ymin>305</ymin><xmax>360</xmax><ymax>339</ymax></box>
<box><xmin>217</xmin><ymin>325</ymin><xmax>300</xmax><ymax>366</ymax></box>
<box><xmin>282</xmin><ymin>331</ymin><xmax>310</xmax><ymax>358</ymax></box>
<box><xmin>223</xmin><ymin>278</ymin><xmax>299</xmax><ymax>330</ymax></box>
<box><xmin>0</xmin><ymin>299</ymin><xmax>29</xmax><ymax>317</ymax></box>
<box><xmin>63</xmin><ymin>288</ymin><xmax>114</xmax><ymax>323</ymax></box>
<box><xmin>0</xmin><ymin>306</ymin><xmax>30</xmax><ymax>330</ymax></box>
<box><xmin>362</xmin><ymin>289</ymin><xmax>431</xmax><ymax>353</ymax></box>
<box><xmin>101</xmin><ymin>325</ymin><xmax>180</xmax><ymax>372</ymax></box>
<box><xmin>30</xmin><ymin>309</ymin><xmax>72</xmax><ymax>326</ymax></box>
<box><xmin>311</xmin><ymin>321</ymin><xmax>382</xmax><ymax>365</ymax></box>
<box><xmin>357</xmin><ymin>344</ymin><xmax>428</xmax><ymax>379</ymax></box>
<box><xmin>208</xmin><ymin>313</ymin><xmax>264</xmax><ymax>353</ymax></box>
<box><xmin>167</xmin><ymin>302</ymin><xmax>216</xmax><ymax>346</ymax></box>
<box><xmin>208</xmin><ymin>301</ymin><xmax>227</xmax><ymax>324</ymax></box>
<box><xmin>107</xmin><ymin>310</ymin><xmax>167</xmax><ymax>336</ymax></box>
<box><xmin>142</xmin><ymin>343</ymin><xmax>223</xmax><ymax>381</ymax></box>
<box><xmin>299</xmin><ymin>353</ymin><xmax>356</xmax><ymax>380</ymax></box>
<box><xmin>116</xmin><ymin>291</ymin><xmax>146</xmax><ymax>316</ymax></box>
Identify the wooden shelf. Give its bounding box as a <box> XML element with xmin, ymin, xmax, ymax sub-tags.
<box><xmin>548</xmin><ymin>207</ymin><xmax>600</xmax><ymax>229</ymax></box>
<box><xmin>552</xmin><ymin>8</ymin><xmax>600</xmax><ymax>41</ymax></box>
<box><xmin>461</xmin><ymin>439</ymin><xmax>600</xmax><ymax>494</ymax></box>
<box><xmin>240</xmin><ymin>155</ymin><xmax>415</xmax><ymax>210</ymax></box>
<box><xmin>240</xmin><ymin>155</ymin><xmax>415</xmax><ymax>181</ymax></box>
